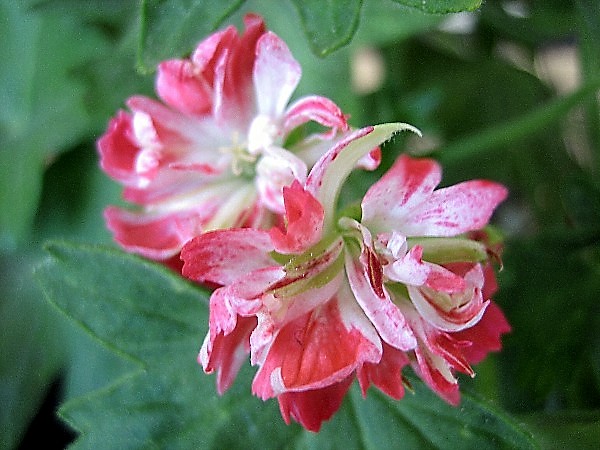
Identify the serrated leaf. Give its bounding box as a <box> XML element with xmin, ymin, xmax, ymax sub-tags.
<box><xmin>290</xmin><ymin>0</ymin><xmax>363</xmax><ymax>57</ymax></box>
<box><xmin>138</xmin><ymin>0</ymin><xmax>246</xmax><ymax>72</ymax></box>
<box><xmin>391</xmin><ymin>0</ymin><xmax>482</xmax><ymax>14</ymax></box>
<box><xmin>35</xmin><ymin>242</ymin><xmax>299</xmax><ymax>448</ymax></box>
<box><xmin>36</xmin><ymin>242</ymin><xmax>537</xmax><ymax>448</ymax></box>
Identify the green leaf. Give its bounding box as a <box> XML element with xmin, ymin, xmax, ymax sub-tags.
<box><xmin>36</xmin><ymin>242</ymin><xmax>536</xmax><ymax>448</ymax></box>
<box><xmin>391</xmin><ymin>0</ymin><xmax>481</xmax><ymax>14</ymax></box>
<box><xmin>0</xmin><ymin>251</ymin><xmax>67</xmax><ymax>449</ymax></box>
<box><xmin>138</xmin><ymin>0</ymin><xmax>246</xmax><ymax>72</ymax></box>
<box><xmin>297</xmin><ymin>381</ymin><xmax>537</xmax><ymax>449</ymax></box>
<box><xmin>0</xmin><ymin>2</ymin><xmax>110</xmax><ymax>251</ymax></box>
<box><xmin>520</xmin><ymin>410</ymin><xmax>600</xmax><ymax>450</ymax></box>
<box><xmin>290</xmin><ymin>0</ymin><xmax>363</xmax><ymax>57</ymax></box>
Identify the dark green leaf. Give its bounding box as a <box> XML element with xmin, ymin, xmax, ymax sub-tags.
<box><xmin>391</xmin><ymin>0</ymin><xmax>481</xmax><ymax>14</ymax></box>
<box><xmin>0</xmin><ymin>252</ymin><xmax>67</xmax><ymax>449</ymax></box>
<box><xmin>520</xmin><ymin>410</ymin><xmax>600</xmax><ymax>450</ymax></box>
<box><xmin>290</xmin><ymin>0</ymin><xmax>363</xmax><ymax>57</ymax></box>
<box><xmin>138</xmin><ymin>0</ymin><xmax>246</xmax><ymax>72</ymax></box>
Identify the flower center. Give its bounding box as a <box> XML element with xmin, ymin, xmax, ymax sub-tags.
<box><xmin>219</xmin><ymin>131</ymin><xmax>258</xmax><ymax>178</ymax></box>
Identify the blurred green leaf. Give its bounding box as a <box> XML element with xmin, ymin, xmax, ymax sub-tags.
<box><xmin>520</xmin><ymin>410</ymin><xmax>600</xmax><ymax>450</ymax></box>
<box><xmin>37</xmin><ymin>242</ymin><xmax>536</xmax><ymax>448</ymax></box>
<box><xmin>290</xmin><ymin>0</ymin><xmax>363</xmax><ymax>57</ymax></box>
<box><xmin>138</xmin><ymin>0</ymin><xmax>246</xmax><ymax>72</ymax></box>
<box><xmin>0</xmin><ymin>252</ymin><xmax>67</xmax><ymax>449</ymax></box>
<box><xmin>0</xmin><ymin>2</ymin><xmax>110</xmax><ymax>251</ymax></box>
<box><xmin>391</xmin><ymin>0</ymin><xmax>481</xmax><ymax>14</ymax></box>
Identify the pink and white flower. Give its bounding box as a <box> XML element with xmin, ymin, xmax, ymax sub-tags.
<box><xmin>98</xmin><ymin>14</ymin><xmax>349</xmax><ymax>260</ymax></box>
<box><xmin>181</xmin><ymin>123</ymin><xmax>510</xmax><ymax>431</ymax></box>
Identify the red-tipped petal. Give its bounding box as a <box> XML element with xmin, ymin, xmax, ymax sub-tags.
<box><xmin>277</xmin><ymin>376</ymin><xmax>354</xmax><ymax>432</ymax></box>
<box><xmin>269</xmin><ymin>181</ymin><xmax>324</xmax><ymax>254</ymax></box>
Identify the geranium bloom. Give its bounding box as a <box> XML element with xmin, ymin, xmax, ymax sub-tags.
<box><xmin>98</xmin><ymin>14</ymin><xmax>349</xmax><ymax>261</ymax></box>
<box><xmin>181</xmin><ymin>123</ymin><xmax>510</xmax><ymax>431</ymax></box>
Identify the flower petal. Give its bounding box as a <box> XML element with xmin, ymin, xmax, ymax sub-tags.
<box><xmin>282</xmin><ymin>95</ymin><xmax>348</xmax><ymax>136</ymax></box>
<box><xmin>97</xmin><ymin>111</ymin><xmax>141</xmax><ymax>185</ymax></box>
<box><xmin>405</xmin><ymin>180</ymin><xmax>509</xmax><ymax>237</ymax></box>
<box><xmin>252</xmin><ymin>292</ymin><xmax>381</xmax><ymax>400</ymax></box>
<box><xmin>277</xmin><ymin>376</ymin><xmax>354</xmax><ymax>432</ymax></box>
<box><xmin>307</xmin><ymin>124</ymin><xmax>419</xmax><ymax>232</ymax></box>
<box><xmin>357</xmin><ymin>342</ymin><xmax>409</xmax><ymax>400</ymax></box>
<box><xmin>453</xmin><ymin>301</ymin><xmax>511</xmax><ymax>364</ymax></box>
<box><xmin>156</xmin><ymin>59</ymin><xmax>212</xmax><ymax>116</ymax></box>
<box><xmin>345</xmin><ymin>249</ymin><xmax>417</xmax><ymax>351</ymax></box>
<box><xmin>269</xmin><ymin>180</ymin><xmax>324</xmax><ymax>254</ymax></box>
<box><xmin>104</xmin><ymin>206</ymin><xmax>198</xmax><ymax>260</ymax></box>
<box><xmin>255</xmin><ymin>146</ymin><xmax>308</xmax><ymax>213</ymax></box>
<box><xmin>253</xmin><ymin>32</ymin><xmax>301</xmax><ymax>117</ymax></box>
<box><xmin>362</xmin><ymin>154</ymin><xmax>441</xmax><ymax>235</ymax></box>
<box><xmin>181</xmin><ymin>228</ymin><xmax>275</xmax><ymax>285</ymax></box>
<box><xmin>199</xmin><ymin>316</ymin><xmax>257</xmax><ymax>394</ymax></box>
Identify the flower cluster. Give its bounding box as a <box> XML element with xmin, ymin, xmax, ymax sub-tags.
<box><xmin>99</xmin><ymin>15</ymin><xmax>510</xmax><ymax>432</ymax></box>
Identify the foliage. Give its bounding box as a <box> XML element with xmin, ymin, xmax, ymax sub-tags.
<box><xmin>2</xmin><ymin>0</ymin><xmax>600</xmax><ymax>448</ymax></box>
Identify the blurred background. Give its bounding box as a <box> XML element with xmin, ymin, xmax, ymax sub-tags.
<box><xmin>1</xmin><ymin>0</ymin><xmax>599</xmax><ymax>448</ymax></box>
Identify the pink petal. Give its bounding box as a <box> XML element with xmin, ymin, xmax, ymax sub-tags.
<box><xmin>282</xmin><ymin>95</ymin><xmax>348</xmax><ymax>136</ymax></box>
<box><xmin>181</xmin><ymin>228</ymin><xmax>275</xmax><ymax>285</ymax></box>
<box><xmin>406</xmin><ymin>180</ymin><xmax>509</xmax><ymax>237</ymax></box>
<box><xmin>212</xmin><ymin>14</ymin><xmax>265</xmax><ymax>127</ymax></box>
<box><xmin>423</xmin><ymin>262</ymin><xmax>467</xmax><ymax>293</ymax></box>
<box><xmin>97</xmin><ymin>110</ymin><xmax>141</xmax><ymax>185</ymax></box>
<box><xmin>252</xmin><ymin>295</ymin><xmax>381</xmax><ymax>400</ymax></box>
<box><xmin>356</xmin><ymin>147</ymin><xmax>382</xmax><ymax>171</ymax></box>
<box><xmin>269</xmin><ymin>181</ymin><xmax>324</xmax><ymax>254</ymax></box>
<box><xmin>255</xmin><ymin>146</ymin><xmax>308</xmax><ymax>214</ymax></box>
<box><xmin>192</xmin><ymin>25</ymin><xmax>237</xmax><ymax>70</ymax></box>
<box><xmin>345</xmin><ymin>251</ymin><xmax>417</xmax><ymax>351</ymax></box>
<box><xmin>104</xmin><ymin>206</ymin><xmax>197</xmax><ymax>260</ymax></box>
<box><xmin>199</xmin><ymin>315</ymin><xmax>257</xmax><ymax>395</ymax></box>
<box><xmin>277</xmin><ymin>376</ymin><xmax>354</xmax><ymax>432</ymax></box>
<box><xmin>357</xmin><ymin>342</ymin><xmax>409</xmax><ymax>400</ymax></box>
<box><xmin>362</xmin><ymin>154</ymin><xmax>442</xmax><ymax>235</ymax></box>
<box><xmin>413</xmin><ymin>346</ymin><xmax>460</xmax><ymax>405</ymax></box>
<box><xmin>384</xmin><ymin>245</ymin><xmax>431</xmax><ymax>287</ymax></box>
<box><xmin>156</xmin><ymin>59</ymin><xmax>212</xmax><ymax>116</ymax></box>
<box><xmin>253</xmin><ymin>32</ymin><xmax>301</xmax><ymax>117</ymax></box>
<box><xmin>453</xmin><ymin>301</ymin><xmax>511</xmax><ymax>364</ymax></box>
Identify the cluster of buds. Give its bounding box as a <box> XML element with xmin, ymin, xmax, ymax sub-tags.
<box><xmin>99</xmin><ymin>14</ymin><xmax>510</xmax><ymax>432</ymax></box>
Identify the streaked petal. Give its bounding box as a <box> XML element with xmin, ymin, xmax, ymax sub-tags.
<box><xmin>104</xmin><ymin>206</ymin><xmax>199</xmax><ymax>260</ymax></box>
<box><xmin>253</xmin><ymin>32</ymin><xmax>301</xmax><ymax>117</ymax></box>
<box><xmin>252</xmin><ymin>294</ymin><xmax>381</xmax><ymax>399</ymax></box>
<box><xmin>345</xmin><ymin>249</ymin><xmax>417</xmax><ymax>351</ymax></box>
<box><xmin>269</xmin><ymin>181</ymin><xmax>323</xmax><ymax>254</ymax></box>
<box><xmin>255</xmin><ymin>146</ymin><xmax>308</xmax><ymax>213</ymax></box>
<box><xmin>453</xmin><ymin>301</ymin><xmax>511</xmax><ymax>364</ymax></box>
<box><xmin>362</xmin><ymin>154</ymin><xmax>441</xmax><ymax>235</ymax></box>
<box><xmin>282</xmin><ymin>95</ymin><xmax>348</xmax><ymax>136</ymax></box>
<box><xmin>156</xmin><ymin>59</ymin><xmax>212</xmax><ymax>115</ymax></box>
<box><xmin>308</xmin><ymin>124</ymin><xmax>419</xmax><ymax>232</ymax></box>
<box><xmin>404</xmin><ymin>180</ymin><xmax>509</xmax><ymax>237</ymax></box>
<box><xmin>181</xmin><ymin>228</ymin><xmax>275</xmax><ymax>285</ymax></box>
<box><xmin>97</xmin><ymin>110</ymin><xmax>141</xmax><ymax>185</ymax></box>
<box><xmin>199</xmin><ymin>316</ymin><xmax>257</xmax><ymax>394</ymax></box>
